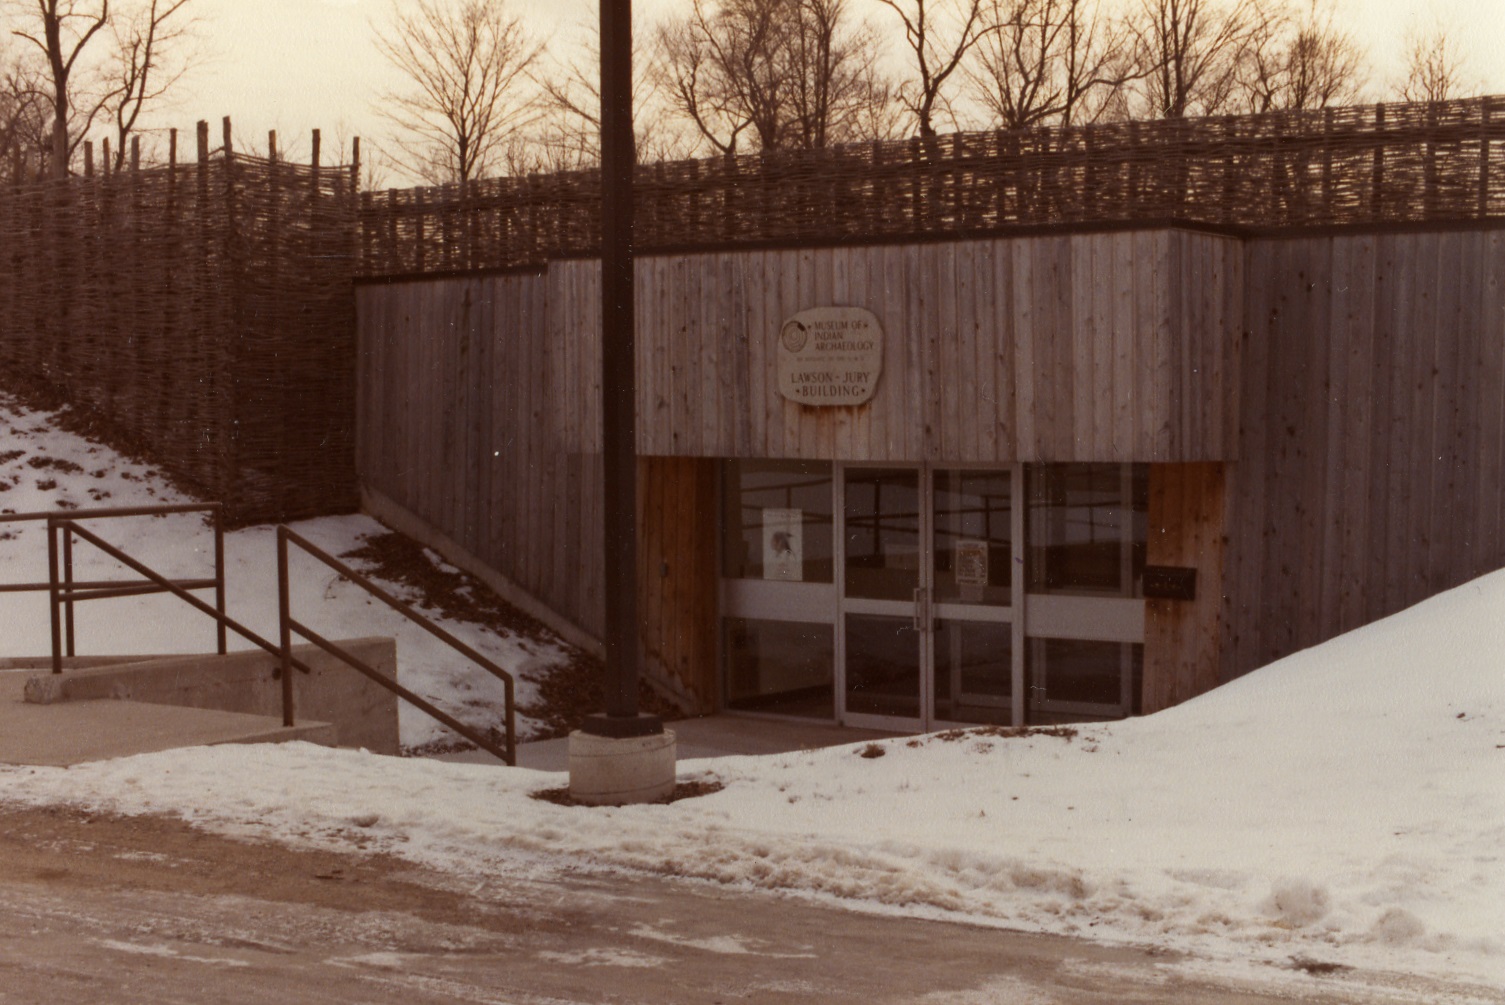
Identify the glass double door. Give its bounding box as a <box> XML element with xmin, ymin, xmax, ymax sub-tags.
<box><xmin>839</xmin><ymin>466</ymin><xmax>1019</xmax><ymax>731</ymax></box>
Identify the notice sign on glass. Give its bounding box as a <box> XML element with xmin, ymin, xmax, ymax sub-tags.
<box><xmin>763</xmin><ymin>508</ymin><xmax>804</xmax><ymax>581</ymax></box>
<box><xmin>776</xmin><ymin>307</ymin><xmax>884</xmax><ymax>406</ymax></box>
<box><xmin>954</xmin><ymin>539</ymin><xmax>990</xmax><ymax>587</ymax></box>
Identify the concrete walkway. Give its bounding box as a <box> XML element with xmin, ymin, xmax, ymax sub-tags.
<box><xmin>444</xmin><ymin>715</ymin><xmax>903</xmax><ymax>771</ymax></box>
<box><xmin>2</xmin><ymin>663</ymin><xmax>897</xmax><ymax>770</ymax></box>
<box><xmin>0</xmin><ymin>672</ymin><xmax>333</xmax><ymax>767</ymax></box>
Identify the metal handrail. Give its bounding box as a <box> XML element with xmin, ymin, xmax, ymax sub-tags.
<box><xmin>277</xmin><ymin>525</ymin><xmax>516</xmax><ymax>765</ymax></box>
<box><xmin>1</xmin><ymin>505</ymin><xmax>517</xmax><ymax>765</ymax></box>
<box><xmin>56</xmin><ymin>520</ymin><xmax>313</xmax><ymax>682</ymax></box>
<box><xmin>0</xmin><ymin>504</ymin><xmax>229</xmax><ymax>672</ymax></box>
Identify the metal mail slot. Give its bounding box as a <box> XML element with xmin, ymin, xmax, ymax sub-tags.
<box><xmin>1143</xmin><ymin>565</ymin><xmax>1197</xmax><ymax>601</ymax></box>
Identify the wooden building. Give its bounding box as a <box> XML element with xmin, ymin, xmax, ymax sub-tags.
<box><xmin>353</xmin><ymin>99</ymin><xmax>1505</xmax><ymax>732</ymax></box>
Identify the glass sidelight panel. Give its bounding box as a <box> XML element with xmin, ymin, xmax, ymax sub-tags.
<box><xmin>933</xmin><ymin>469</ymin><xmax>1012</xmax><ymax>606</ymax></box>
<box><xmin>843</xmin><ymin>468</ymin><xmax>922</xmax><ymax>601</ymax></box>
<box><xmin>722</xmin><ymin>460</ymin><xmax>834</xmax><ymax>583</ymax></box>
<box><xmin>933</xmin><ymin>620</ymin><xmax>1013</xmax><ymax>725</ymax></box>
<box><xmin>1026</xmin><ymin>637</ymin><xmax>1143</xmax><ymax>721</ymax></box>
<box><xmin>1027</xmin><ymin>464</ymin><xmax>1148</xmax><ymax>597</ymax></box>
<box><xmin>844</xmin><ymin>614</ymin><xmax>921</xmax><ymax>719</ymax></box>
<box><xmin>724</xmin><ymin>617</ymin><xmax>835</xmax><ymax>718</ymax></box>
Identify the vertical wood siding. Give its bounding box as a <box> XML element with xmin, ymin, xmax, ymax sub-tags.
<box><xmin>356</xmin><ymin>225</ymin><xmax>1505</xmax><ymax>704</ymax></box>
<box><xmin>590</xmin><ymin>231</ymin><xmax>1244</xmax><ymax>463</ymax></box>
<box><xmin>355</xmin><ymin>229</ymin><xmax>1245</xmax><ymax>689</ymax></box>
<box><xmin>356</xmin><ymin>272</ymin><xmax>606</xmax><ymax>640</ymax></box>
<box><xmin>637</xmin><ymin>457</ymin><xmax>720</xmax><ymax>708</ymax></box>
<box><xmin>1222</xmin><ymin>229</ymin><xmax>1505</xmax><ymax>679</ymax></box>
<box><xmin>1145</xmin><ymin>463</ymin><xmax>1227</xmax><ymax>712</ymax></box>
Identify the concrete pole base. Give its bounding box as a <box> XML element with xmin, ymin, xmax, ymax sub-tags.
<box><xmin>567</xmin><ymin>729</ymin><xmax>677</xmax><ymax>805</ymax></box>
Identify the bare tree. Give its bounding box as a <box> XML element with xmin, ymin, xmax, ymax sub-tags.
<box><xmin>0</xmin><ymin>48</ymin><xmax>50</xmax><ymax>175</ymax></box>
<box><xmin>8</xmin><ymin>0</ymin><xmax>114</xmax><ymax>177</ymax></box>
<box><xmin>533</xmin><ymin>17</ymin><xmax>689</xmax><ymax>170</ymax></box>
<box><xmin>653</xmin><ymin>6</ymin><xmax>749</xmax><ymax>155</ymax></box>
<box><xmin>652</xmin><ymin>0</ymin><xmax>893</xmax><ymax>155</ymax></box>
<box><xmin>965</xmin><ymin>0</ymin><xmax>1136</xmax><ymax>130</ymax></box>
<box><xmin>784</xmin><ymin>0</ymin><xmax>892</xmax><ymax>147</ymax></box>
<box><xmin>1272</xmin><ymin>0</ymin><xmax>1365</xmax><ymax>109</ymax></box>
<box><xmin>102</xmin><ymin>0</ymin><xmax>195</xmax><ymax>170</ymax></box>
<box><xmin>872</xmin><ymin>0</ymin><xmax>984</xmax><ymax>138</ymax></box>
<box><xmin>1234</xmin><ymin>0</ymin><xmax>1364</xmax><ymax>113</ymax></box>
<box><xmin>374</xmin><ymin>0</ymin><xmax>544</xmax><ymax>184</ymax></box>
<box><xmin>1397</xmin><ymin>20</ymin><xmax>1477</xmax><ymax>104</ymax></box>
<box><xmin>358</xmin><ymin>142</ymin><xmax>396</xmax><ymax>192</ymax></box>
<box><xmin>1125</xmin><ymin>0</ymin><xmax>1270</xmax><ymax>119</ymax></box>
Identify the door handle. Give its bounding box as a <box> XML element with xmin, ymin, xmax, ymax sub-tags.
<box><xmin>913</xmin><ymin>587</ymin><xmax>927</xmax><ymax>631</ymax></box>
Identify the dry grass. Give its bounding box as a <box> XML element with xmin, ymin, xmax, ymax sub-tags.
<box><xmin>340</xmin><ymin>528</ymin><xmax>680</xmax><ymax>740</ymax></box>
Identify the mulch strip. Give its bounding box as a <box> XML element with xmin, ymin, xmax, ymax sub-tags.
<box><xmin>529</xmin><ymin>778</ymin><xmax>725</xmax><ymax>808</ymax></box>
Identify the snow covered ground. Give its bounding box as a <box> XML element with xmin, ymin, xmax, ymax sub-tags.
<box><xmin>2</xmin><ymin>395</ymin><xmax>1502</xmax><ymax>996</ymax></box>
<box><xmin>0</xmin><ymin>397</ymin><xmax>571</xmax><ymax>746</ymax></box>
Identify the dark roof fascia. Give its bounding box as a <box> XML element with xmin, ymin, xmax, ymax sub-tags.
<box><xmin>353</xmin><ymin>262</ymin><xmax>548</xmax><ymax>286</ymax></box>
<box><xmin>1238</xmin><ymin>216</ymin><xmax>1505</xmax><ymax>242</ymax></box>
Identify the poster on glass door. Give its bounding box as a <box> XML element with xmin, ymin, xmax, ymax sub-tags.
<box><xmin>762</xmin><ymin>508</ymin><xmax>803</xmax><ymax>581</ymax></box>
<box><xmin>954</xmin><ymin>538</ymin><xmax>990</xmax><ymax>586</ymax></box>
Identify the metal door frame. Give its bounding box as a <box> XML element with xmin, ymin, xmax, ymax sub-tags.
<box><xmin>835</xmin><ymin>462</ymin><xmax>1026</xmax><ymax>732</ymax></box>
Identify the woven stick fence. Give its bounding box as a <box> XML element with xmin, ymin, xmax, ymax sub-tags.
<box><xmin>0</xmin><ymin>120</ymin><xmax>360</xmax><ymax>525</ymax></box>
<box><xmin>360</xmin><ymin>95</ymin><xmax>1505</xmax><ymax>277</ymax></box>
<box><xmin>4</xmin><ymin>98</ymin><xmax>1502</xmax><ymax>523</ymax></box>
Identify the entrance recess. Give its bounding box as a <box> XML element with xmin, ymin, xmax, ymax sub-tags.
<box><xmin>840</xmin><ymin>466</ymin><xmax>1018</xmax><ymax>731</ymax></box>
<box><xmin>720</xmin><ymin>460</ymin><xmax>1145</xmax><ymax>731</ymax></box>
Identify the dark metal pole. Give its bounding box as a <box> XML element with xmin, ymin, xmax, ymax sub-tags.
<box><xmin>277</xmin><ymin>528</ymin><xmax>294</xmax><ymax>728</ymax></box>
<box><xmin>213</xmin><ymin>506</ymin><xmax>227</xmax><ymax>655</ymax></box>
<box><xmin>585</xmin><ymin>0</ymin><xmax>660</xmax><ymax>738</ymax></box>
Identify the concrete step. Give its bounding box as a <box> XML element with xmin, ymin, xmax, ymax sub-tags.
<box><xmin>12</xmin><ymin>639</ymin><xmax>401</xmax><ymax>756</ymax></box>
<box><xmin>0</xmin><ymin>674</ymin><xmax>336</xmax><ymax>767</ymax></box>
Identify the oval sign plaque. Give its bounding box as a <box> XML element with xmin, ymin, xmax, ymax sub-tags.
<box><xmin>776</xmin><ymin>307</ymin><xmax>884</xmax><ymax>406</ymax></box>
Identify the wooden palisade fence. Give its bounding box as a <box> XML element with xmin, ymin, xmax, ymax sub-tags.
<box><xmin>0</xmin><ymin>119</ymin><xmax>360</xmax><ymax>524</ymax></box>
<box><xmin>359</xmin><ymin>96</ymin><xmax>1505</xmax><ymax>277</ymax></box>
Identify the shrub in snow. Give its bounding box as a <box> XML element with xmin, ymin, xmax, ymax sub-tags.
<box><xmin>1264</xmin><ymin>877</ymin><xmax>1331</xmax><ymax>927</ymax></box>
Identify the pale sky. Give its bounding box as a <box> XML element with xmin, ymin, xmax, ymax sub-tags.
<box><xmin>38</xmin><ymin>0</ymin><xmax>1505</xmax><ymax>179</ymax></box>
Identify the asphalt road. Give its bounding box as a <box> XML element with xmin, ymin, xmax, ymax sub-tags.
<box><xmin>0</xmin><ymin>807</ymin><xmax>1494</xmax><ymax>1005</ymax></box>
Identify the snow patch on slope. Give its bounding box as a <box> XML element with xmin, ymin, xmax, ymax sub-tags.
<box><xmin>0</xmin><ymin>395</ymin><xmax>567</xmax><ymax>745</ymax></box>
